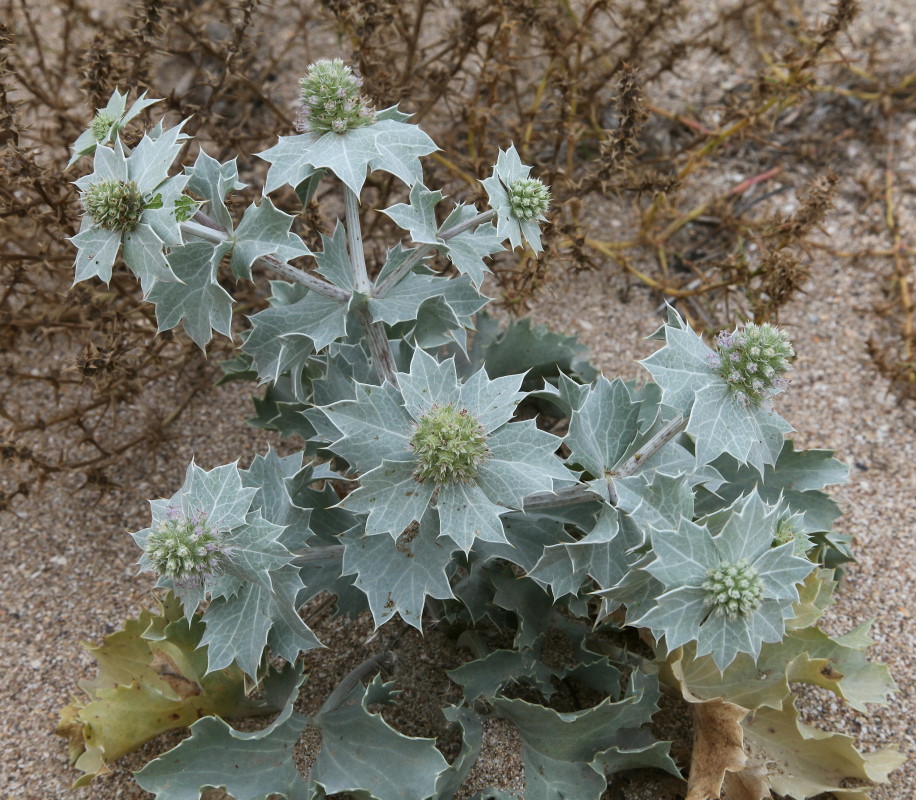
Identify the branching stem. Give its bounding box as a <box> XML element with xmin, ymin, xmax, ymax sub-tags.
<box><xmin>343</xmin><ymin>186</ymin><xmax>372</xmax><ymax>294</ymax></box>
<box><xmin>372</xmin><ymin>209</ymin><xmax>496</xmax><ymax>298</ymax></box>
<box><xmin>316</xmin><ymin>651</ymin><xmax>394</xmax><ymax>719</ymax></box>
<box><xmin>523</xmin><ymin>415</ymin><xmax>689</xmax><ymax>510</ymax></box>
<box><xmin>184</xmin><ymin>211</ymin><xmax>349</xmax><ymax>302</ymax></box>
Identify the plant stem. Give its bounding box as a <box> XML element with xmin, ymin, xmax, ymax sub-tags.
<box><xmin>343</xmin><ymin>186</ymin><xmax>372</xmax><ymax>294</ymax></box>
<box><xmin>523</xmin><ymin>415</ymin><xmax>689</xmax><ymax>511</ymax></box>
<box><xmin>316</xmin><ymin>651</ymin><xmax>394</xmax><ymax>719</ymax></box>
<box><xmin>183</xmin><ymin>211</ymin><xmax>349</xmax><ymax>302</ymax></box>
<box><xmin>372</xmin><ymin>209</ymin><xmax>496</xmax><ymax>299</ymax></box>
<box><xmin>340</xmin><ymin>187</ymin><xmax>399</xmax><ymax>385</ymax></box>
<box><xmin>357</xmin><ymin>307</ymin><xmax>399</xmax><ymax>386</ymax></box>
<box><xmin>615</xmin><ymin>415</ymin><xmax>689</xmax><ymax>479</ymax></box>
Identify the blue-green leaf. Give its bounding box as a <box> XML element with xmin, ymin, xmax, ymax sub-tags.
<box><xmin>230</xmin><ymin>197</ymin><xmax>312</xmax><ymax>281</ymax></box>
<box><xmin>185</xmin><ymin>149</ymin><xmax>245</xmax><ymax>231</ymax></box>
<box><xmin>147</xmin><ymin>241</ymin><xmax>234</xmax><ymax>350</ymax></box>
<box><xmin>341</xmin><ymin>512</ymin><xmax>457</xmax><ymax>630</ymax></box>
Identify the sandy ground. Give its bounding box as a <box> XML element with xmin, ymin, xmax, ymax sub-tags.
<box><xmin>2</xmin><ymin>1</ymin><xmax>915</xmax><ymax>799</ymax></box>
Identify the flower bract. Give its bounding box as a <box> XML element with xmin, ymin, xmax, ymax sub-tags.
<box><xmin>482</xmin><ymin>145</ymin><xmax>550</xmax><ymax>252</ymax></box>
<box><xmin>634</xmin><ymin>491</ymin><xmax>815</xmax><ymax>669</ymax></box>
<box><xmin>70</xmin><ymin>126</ymin><xmax>190</xmax><ymax>294</ymax></box>
<box><xmin>324</xmin><ymin>348</ymin><xmax>570</xmax><ymax>550</ymax></box>
<box><xmin>68</xmin><ymin>88</ymin><xmax>159</xmax><ymax>168</ymax></box>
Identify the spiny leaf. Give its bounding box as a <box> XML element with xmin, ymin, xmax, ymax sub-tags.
<box><xmin>230</xmin><ymin>196</ymin><xmax>312</xmax><ymax>281</ymax></box>
<box><xmin>259</xmin><ymin>114</ymin><xmax>437</xmax><ymax>196</ymax></box>
<box><xmin>147</xmin><ymin>241</ymin><xmax>234</xmax><ymax>350</ymax></box>
<box><xmin>309</xmin><ymin>675</ymin><xmax>449</xmax><ymax>800</ymax></box>
<box><xmin>135</xmin><ymin>662</ymin><xmax>308</xmax><ymax>800</ymax></box>
<box><xmin>200</xmin><ymin>564</ymin><xmax>321</xmax><ymax>678</ymax></box>
<box><xmin>185</xmin><ymin>148</ymin><xmax>245</xmax><ymax>231</ymax></box>
<box><xmin>491</xmin><ymin>671</ymin><xmax>674</xmax><ymax>800</ymax></box>
<box><xmin>439</xmin><ymin>204</ymin><xmax>504</xmax><ymax>287</ymax></box>
<box><xmin>565</xmin><ymin>376</ymin><xmax>641</xmax><ymax>481</ymax></box>
<box><xmin>381</xmin><ymin>181</ymin><xmax>444</xmax><ymax>244</ymax></box>
<box><xmin>640</xmin><ymin>307</ymin><xmax>791</xmax><ymax>473</ymax></box>
<box><xmin>341</xmin><ymin>512</ymin><xmax>458</xmax><ymax>630</ymax></box>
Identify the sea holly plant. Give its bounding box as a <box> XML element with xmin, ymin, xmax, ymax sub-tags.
<box><xmin>58</xmin><ymin>64</ymin><xmax>903</xmax><ymax>800</ymax></box>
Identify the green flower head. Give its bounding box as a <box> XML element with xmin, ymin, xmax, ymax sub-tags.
<box><xmin>71</xmin><ymin>126</ymin><xmax>189</xmax><ymax>293</ymax></box>
<box><xmin>710</xmin><ymin>322</ymin><xmax>795</xmax><ymax>407</ymax></box>
<box><xmin>410</xmin><ymin>404</ymin><xmax>489</xmax><ymax>484</ymax></box>
<box><xmin>144</xmin><ymin>506</ymin><xmax>227</xmax><ymax>586</ymax></box>
<box><xmin>297</xmin><ymin>58</ymin><xmax>376</xmax><ymax>135</ymax></box>
<box><xmin>81</xmin><ymin>179</ymin><xmax>145</xmax><ymax>232</ymax></box>
<box><xmin>507</xmin><ymin>177</ymin><xmax>551</xmax><ymax>220</ymax></box>
<box><xmin>68</xmin><ymin>88</ymin><xmax>159</xmax><ymax>168</ymax></box>
<box><xmin>482</xmin><ymin>144</ymin><xmax>551</xmax><ymax>253</ymax></box>
<box><xmin>90</xmin><ymin>111</ymin><xmax>118</xmax><ymax>142</ymax></box>
<box><xmin>702</xmin><ymin>558</ymin><xmax>764</xmax><ymax>619</ymax></box>
<box><xmin>635</xmin><ymin>492</ymin><xmax>815</xmax><ymax>669</ymax></box>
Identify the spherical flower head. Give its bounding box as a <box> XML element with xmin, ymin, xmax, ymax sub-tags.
<box><xmin>81</xmin><ymin>179</ymin><xmax>145</xmax><ymax>232</ymax></box>
<box><xmin>773</xmin><ymin>517</ymin><xmax>811</xmax><ymax>557</ymax></box>
<box><xmin>90</xmin><ymin>111</ymin><xmax>118</xmax><ymax>142</ymax></box>
<box><xmin>297</xmin><ymin>59</ymin><xmax>376</xmax><ymax>135</ymax></box>
<box><xmin>712</xmin><ymin>321</ymin><xmax>795</xmax><ymax>406</ymax></box>
<box><xmin>507</xmin><ymin>177</ymin><xmax>551</xmax><ymax>220</ymax></box>
<box><xmin>410</xmin><ymin>404</ymin><xmax>489</xmax><ymax>485</ymax></box>
<box><xmin>702</xmin><ymin>558</ymin><xmax>764</xmax><ymax>619</ymax></box>
<box><xmin>144</xmin><ymin>507</ymin><xmax>226</xmax><ymax>586</ymax></box>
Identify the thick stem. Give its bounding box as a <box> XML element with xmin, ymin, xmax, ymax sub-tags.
<box><xmin>372</xmin><ymin>209</ymin><xmax>497</xmax><ymax>299</ymax></box>
<box><xmin>184</xmin><ymin>211</ymin><xmax>349</xmax><ymax>302</ymax></box>
<box><xmin>615</xmin><ymin>415</ymin><xmax>689</xmax><ymax>479</ymax></box>
<box><xmin>316</xmin><ymin>651</ymin><xmax>394</xmax><ymax>719</ymax></box>
<box><xmin>357</xmin><ymin>306</ymin><xmax>399</xmax><ymax>386</ymax></box>
<box><xmin>343</xmin><ymin>186</ymin><xmax>372</xmax><ymax>294</ymax></box>
<box><xmin>341</xmin><ymin>186</ymin><xmax>399</xmax><ymax>384</ymax></box>
<box><xmin>523</xmin><ymin>415</ymin><xmax>689</xmax><ymax>511</ymax></box>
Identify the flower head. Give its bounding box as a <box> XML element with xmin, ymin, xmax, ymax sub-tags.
<box><xmin>325</xmin><ymin>349</ymin><xmax>569</xmax><ymax>551</ymax></box>
<box><xmin>81</xmin><ymin>179</ymin><xmax>146</xmax><ymax>232</ymax></box>
<box><xmin>507</xmin><ymin>177</ymin><xmax>551</xmax><ymax>220</ymax></box>
<box><xmin>635</xmin><ymin>492</ymin><xmax>815</xmax><ymax>669</ymax></box>
<box><xmin>91</xmin><ymin>111</ymin><xmax>118</xmax><ymax>142</ymax></box>
<box><xmin>702</xmin><ymin>558</ymin><xmax>764</xmax><ymax>618</ymax></box>
<box><xmin>144</xmin><ymin>507</ymin><xmax>228</xmax><ymax>586</ymax></box>
<box><xmin>713</xmin><ymin>322</ymin><xmax>795</xmax><ymax>407</ymax></box>
<box><xmin>296</xmin><ymin>59</ymin><xmax>376</xmax><ymax>135</ymax></box>
<box><xmin>481</xmin><ymin>144</ymin><xmax>551</xmax><ymax>252</ymax></box>
<box><xmin>773</xmin><ymin>514</ymin><xmax>812</xmax><ymax>557</ymax></box>
<box><xmin>410</xmin><ymin>404</ymin><xmax>489</xmax><ymax>484</ymax></box>
<box><xmin>68</xmin><ymin>89</ymin><xmax>160</xmax><ymax>168</ymax></box>
<box><xmin>71</xmin><ymin>126</ymin><xmax>189</xmax><ymax>292</ymax></box>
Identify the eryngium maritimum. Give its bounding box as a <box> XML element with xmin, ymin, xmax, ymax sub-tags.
<box><xmin>144</xmin><ymin>506</ymin><xmax>227</xmax><ymax>585</ymax></box>
<box><xmin>297</xmin><ymin>58</ymin><xmax>376</xmax><ymax>135</ymax></box>
<box><xmin>709</xmin><ymin>322</ymin><xmax>795</xmax><ymax>407</ymax></box>
<box><xmin>81</xmin><ymin>179</ymin><xmax>146</xmax><ymax>232</ymax></box>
